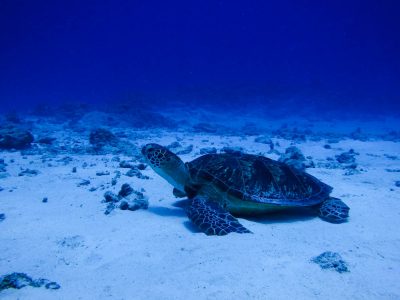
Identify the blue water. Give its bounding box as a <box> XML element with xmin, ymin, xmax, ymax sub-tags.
<box><xmin>1</xmin><ymin>3</ymin><xmax>400</xmax><ymax>297</ymax></box>
<box><xmin>0</xmin><ymin>1</ymin><xmax>399</xmax><ymax>116</ymax></box>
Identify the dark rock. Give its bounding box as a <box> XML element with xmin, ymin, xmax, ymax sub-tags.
<box><xmin>200</xmin><ymin>147</ymin><xmax>217</xmax><ymax>155</ymax></box>
<box><xmin>323</xmin><ymin>144</ymin><xmax>331</xmax><ymax>149</ymax></box>
<box><xmin>255</xmin><ymin>136</ymin><xmax>276</xmax><ymax>153</ymax></box>
<box><xmin>18</xmin><ymin>169</ymin><xmax>39</xmax><ymax>176</ymax></box>
<box><xmin>383</xmin><ymin>130</ymin><xmax>400</xmax><ymax>142</ymax></box>
<box><xmin>254</xmin><ymin>136</ymin><xmax>272</xmax><ymax>144</ymax></box>
<box><xmin>336</xmin><ymin>149</ymin><xmax>358</xmax><ymax>164</ymax></box>
<box><xmin>327</xmin><ymin>138</ymin><xmax>341</xmax><ymax>144</ymax></box>
<box><xmin>89</xmin><ymin>128</ymin><xmax>119</xmax><ymax>149</ymax></box>
<box><xmin>120</xmin><ymin>160</ymin><xmax>147</xmax><ymax>175</ymax></box>
<box><xmin>385</xmin><ymin>169</ymin><xmax>400</xmax><ymax>172</ymax></box>
<box><xmin>311</xmin><ymin>251</ymin><xmax>349</xmax><ymax>273</ymax></box>
<box><xmin>317</xmin><ymin>157</ymin><xmax>341</xmax><ymax>169</ymax></box>
<box><xmin>167</xmin><ymin>141</ymin><xmax>182</xmax><ymax>149</ymax></box>
<box><xmin>136</xmin><ymin>163</ymin><xmax>147</xmax><ymax>170</ymax></box>
<box><xmin>0</xmin><ymin>272</ymin><xmax>60</xmax><ymax>291</ymax></box>
<box><xmin>112</xmin><ymin>156</ymin><xmax>121</xmax><ymax>162</ymax></box>
<box><xmin>176</xmin><ymin>145</ymin><xmax>193</xmax><ymax>155</ymax></box>
<box><xmin>5</xmin><ymin>112</ymin><xmax>21</xmax><ymax>124</ymax></box>
<box><xmin>56</xmin><ymin>156</ymin><xmax>73</xmax><ymax>165</ymax></box>
<box><xmin>279</xmin><ymin>146</ymin><xmax>314</xmax><ymax>171</ymax></box>
<box><xmin>0</xmin><ymin>213</ymin><xmax>5</xmax><ymax>222</ymax></box>
<box><xmin>0</xmin><ymin>159</ymin><xmax>7</xmax><ymax>172</ymax></box>
<box><xmin>104</xmin><ymin>203</ymin><xmax>116</xmax><ymax>215</ymax></box>
<box><xmin>96</xmin><ymin>171</ymin><xmax>110</xmax><ymax>176</ymax></box>
<box><xmin>281</xmin><ymin>146</ymin><xmax>305</xmax><ymax>161</ymax></box>
<box><xmin>335</xmin><ymin>150</ymin><xmax>360</xmax><ymax>175</ymax></box>
<box><xmin>125</xmin><ymin>168</ymin><xmax>149</xmax><ymax>179</ymax></box>
<box><xmin>119</xmin><ymin>198</ymin><xmax>148</xmax><ymax>211</ymax></box>
<box><xmin>384</xmin><ymin>154</ymin><xmax>399</xmax><ymax>160</ymax></box>
<box><xmin>45</xmin><ymin>282</ymin><xmax>61</xmax><ymax>289</ymax></box>
<box><xmin>272</xmin><ymin>126</ymin><xmax>307</xmax><ymax>141</ymax></box>
<box><xmin>0</xmin><ymin>273</ymin><xmax>33</xmax><ymax>290</ymax></box>
<box><xmin>119</xmin><ymin>161</ymin><xmax>136</xmax><ymax>168</ymax></box>
<box><xmin>104</xmin><ymin>191</ymin><xmax>119</xmax><ymax>203</ymax></box>
<box><xmin>77</xmin><ymin>179</ymin><xmax>91</xmax><ymax>187</ymax></box>
<box><xmin>344</xmin><ymin>168</ymin><xmax>361</xmax><ymax>176</ymax></box>
<box><xmin>395</xmin><ymin>181</ymin><xmax>400</xmax><ymax>187</ymax></box>
<box><xmin>42</xmin><ymin>197</ymin><xmax>48</xmax><ymax>203</ymax></box>
<box><xmin>345</xmin><ymin>163</ymin><xmax>358</xmax><ymax>169</ymax></box>
<box><xmin>114</xmin><ymin>131</ymin><xmax>128</xmax><ymax>138</ymax></box>
<box><xmin>309</xmin><ymin>136</ymin><xmax>322</xmax><ymax>142</ymax></box>
<box><xmin>119</xmin><ymin>200</ymin><xmax>129</xmax><ymax>210</ymax></box>
<box><xmin>104</xmin><ymin>184</ymin><xmax>148</xmax><ymax>213</ymax></box>
<box><xmin>118</xmin><ymin>183</ymin><xmax>148</xmax><ymax>211</ymax></box>
<box><xmin>37</xmin><ymin>137</ymin><xmax>56</xmax><ymax>145</ymax></box>
<box><xmin>118</xmin><ymin>183</ymin><xmax>134</xmax><ymax>198</ymax></box>
<box><xmin>88</xmin><ymin>129</ymin><xmax>139</xmax><ymax>156</ymax></box>
<box><xmin>72</xmin><ymin>167</ymin><xmax>77</xmax><ymax>173</ymax></box>
<box><xmin>0</xmin><ymin>127</ymin><xmax>34</xmax><ymax>149</ymax></box>
<box><xmin>221</xmin><ymin>146</ymin><xmax>243</xmax><ymax>154</ymax></box>
<box><xmin>111</xmin><ymin>171</ymin><xmax>121</xmax><ymax>186</ymax></box>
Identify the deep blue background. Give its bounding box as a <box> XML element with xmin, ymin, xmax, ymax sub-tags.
<box><xmin>0</xmin><ymin>0</ymin><xmax>399</xmax><ymax>114</ymax></box>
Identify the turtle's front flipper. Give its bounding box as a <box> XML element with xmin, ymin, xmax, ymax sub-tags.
<box><xmin>186</xmin><ymin>196</ymin><xmax>251</xmax><ymax>236</ymax></box>
<box><xmin>318</xmin><ymin>197</ymin><xmax>350</xmax><ymax>223</ymax></box>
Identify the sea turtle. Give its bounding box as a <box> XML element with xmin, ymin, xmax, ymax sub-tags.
<box><xmin>142</xmin><ymin>143</ymin><xmax>350</xmax><ymax>235</ymax></box>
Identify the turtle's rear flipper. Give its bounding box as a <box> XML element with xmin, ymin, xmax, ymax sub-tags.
<box><xmin>173</xmin><ymin>188</ymin><xmax>187</xmax><ymax>198</ymax></box>
<box><xmin>318</xmin><ymin>197</ymin><xmax>350</xmax><ymax>223</ymax></box>
<box><xmin>186</xmin><ymin>196</ymin><xmax>251</xmax><ymax>236</ymax></box>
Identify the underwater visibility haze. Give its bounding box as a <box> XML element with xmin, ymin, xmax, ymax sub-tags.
<box><xmin>0</xmin><ymin>0</ymin><xmax>399</xmax><ymax>116</ymax></box>
<box><xmin>1</xmin><ymin>1</ymin><xmax>400</xmax><ymax>299</ymax></box>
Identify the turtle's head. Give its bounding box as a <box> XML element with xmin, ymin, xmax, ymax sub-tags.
<box><xmin>142</xmin><ymin>143</ymin><xmax>189</xmax><ymax>191</ymax></box>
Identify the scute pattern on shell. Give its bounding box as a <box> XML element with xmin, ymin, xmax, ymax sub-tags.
<box><xmin>187</xmin><ymin>153</ymin><xmax>332</xmax><ymax>206</ymax></box>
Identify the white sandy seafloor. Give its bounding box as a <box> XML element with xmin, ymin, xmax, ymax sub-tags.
<box><xmin>1</xmin><ymin>112</ymin><xmax>400</xmax><ymax>300</ymax></box>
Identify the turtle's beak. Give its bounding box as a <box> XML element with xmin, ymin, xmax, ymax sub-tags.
<box><xmin>141</xmin><ymin>145</ymin><xmax>149</xmax><ymax>156</ymax></box>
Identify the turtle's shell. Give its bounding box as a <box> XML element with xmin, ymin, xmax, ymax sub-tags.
<box><xmin>187</xmin><ymin>153</ymin><xmax>332</xmax><ymax>206</ymax></box>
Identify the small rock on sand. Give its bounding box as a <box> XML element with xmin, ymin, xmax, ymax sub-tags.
<box><xmin>200</xmin><ymin>147</ymin><xmax>217</xmax><ymax>154</ymax></box>
<box><xmin>311</xmin><ymin>251</ymin><xmax>349</xmax><ymax>273</ymax></box>
<box><xmin>0</xmin><ymin>272</ymin><xmax>60</xmax><ymax>291</ymax></box>
<box><xmin>0</xmin><ymin>127</ymin><xmax>34</xmax><ymax>149</ymax></box>
<box><xmin>18</xmin><ymin>169</ymin><xmax>39</xmax><ymax>177</ymax></box>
